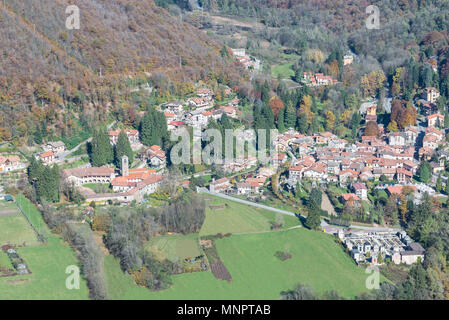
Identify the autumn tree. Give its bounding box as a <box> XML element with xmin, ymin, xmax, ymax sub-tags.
<box><xmin>364</xmin><ymin>121</ymin><xmax>379</xmax><ymax>137</ymax></box>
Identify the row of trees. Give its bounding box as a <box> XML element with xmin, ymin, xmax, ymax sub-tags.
<box><xmin>89</xmin><ymin>128</ymin><xmax>133</xmax><ymax>169</ymax></box>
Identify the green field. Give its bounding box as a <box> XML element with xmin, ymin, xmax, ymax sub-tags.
<box><xmin>146</xmin><ymin>234</ymin><xmax>201</xmax><ymax>262</ymax></box>
<box><xmin>104</xmin><ymin>228</ymin><xmax>369</xmax><ymax>299</ymax></box>
<box><xmin>0</xmin><ymin>251</ymin><xmax>13</xmax><ymax>269</ymax></box>
<box><xmin>15</xmin><ymin>194</ymin><xmax>50</xmax><ymax>236</ymax></box>
<box><xmin>0</xmin><ymin>235</ymin><xmax>89</xmax><ymax>299</ymax></box>
<box><xmin>0</xmin><ymin>213</ymin><xmax>39</xmax><ymax>246</ymax></box>
<box><xmin>272</xmin><ymin>61</ymin><xmax>295</xmax><ymax>79</ymax></box>
<box><xmin>200</xmin><ymin>195</ymin><xmax>300</xmax><ymax>236</ymax></box>
<box><xmin>0</xmin><ymin>196</ymin><xmax>88</xmax><ymax>300</ymax></box>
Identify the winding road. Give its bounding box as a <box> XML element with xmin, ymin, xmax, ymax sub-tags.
<box><xmin>198</xmin><ymin>188</ymin><xmax>401</xmax><ymax>232</ymax></box>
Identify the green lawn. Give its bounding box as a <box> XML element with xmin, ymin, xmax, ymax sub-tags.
<box><xmin>271</xmin><ymin>61</ymin><xmax>295</xmax><ymax>79</ymax></box>
<box><xmin>15</xmin><ymin>194</ymin><xmax>50</xmax><ymax>236</ymax></box>
<box><xmin>0</xmin><ymin>251</ymin><xmax>13</xmax><ymax>269</ymax></box>
<box><xmin>146</xmin><ymin>234</ymin><xmax>201</xmax><ymax>262</ymax></box>
<box><xmin>104</xmin><ymin>228</ymin><xmax>370</xmax><ymax>299</ymax></box>
<box><xmin>0</xmin><ymin>213</ymin><xmax>38</xmax><ymax>246</ymax></box>
<box><xmin>200</xmin><ymin>195</ymin><xmax>300</xmax><ymax>236</ymax></box>
<box><xmin>0</xmin><ymin>235</ymin><xmax>89</xmax><ymax>300</ymax></box>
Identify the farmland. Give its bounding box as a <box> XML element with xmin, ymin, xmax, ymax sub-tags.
<box><xmin>103</xmin><ymin>195</ymin><xmax>368</xmax><ymax>300</ymax></box>
<box><xmin>0</xmin><ymin>235</ymin><xmax>89</xmax><ymax>299</ymax></box>
<box><xmin>104</xmin><ymin>228</ymin><xmax>369</xmax><ymax>299</ymax></box>
<box><xmin>0</xmin><ymin>213</ymin><xmax>38</xmax><ymax>246</ymax></box>
<box><xmin>146</xmin><ymin>234</ymin><xmax>201</xmax><ymax>262</ymax></box>
<box><xmin>0</xmin><ymin>197</ymin><xmax>88</xmax><ymax>300</ymax></box>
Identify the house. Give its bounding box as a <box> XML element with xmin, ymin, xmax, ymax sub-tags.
<box><xmin>209</xmin><ymin>178</ymin><xmax>232</xmax><ymax>193</ymax></box>
<box><xmin>164</xmin><ymin>112</ymin><xmax>176</xmax><ymax>124</ymax></box>
<box><xmin>189</xmin><ymin>97</ymin><xmax>211</xmax><ymax>109</ymax></box>
<box><xmin>343</xmin><ymin>55</ymin><xmax>354</xmax><ymax>66</ymax></box>
<box><xmin>0</xmin><ymin>156</ymin><xmax>23</xmax><ymax>172</ymax></box>
<box><xmin>341</xmin><ymin>193</ymin><xmax>360</xmax><ymax>204</ymax></box>
<box><xmin>163</xmin><ymin>101</ymin><xmax>184</xmax><ymax>114</ymax></box>
<box><xmin>197</xmin><ymin>88</ymin><xmax>212</xmax><ymax>98</ymax></box>
<box><xmin>386</xmin><ymin>185</ymin><xmax>417</xmax><ymax>197</ymax></box>
<box><xmin>388</xmin><ymin>132</ymin><xmax>406</xmax><ymax>146</ymax></box>
<box><xmin>109</xmin><ymin>129</ymin><xmax>140</xmax><ymax>145</ymax></box>
<box><xmin>272</xmin><ymin>153</ymin><xmax>287</xmax><ymax>165</ymax></box>
<box><xmin>401</xmin><ymin>243</ymin><xmax>425</xmax><ymax>265</ymax></box>
<box><xmin>193</xmin><ymin>111</ymin><xmax>212</xmax><ymax>128</ymax></box>
<box><xmin>352</xmin><ymin>182</ymin><xmax>368</xmax><ymax>201</ymax></box>
<box><xmin>427</xmin><ymin>113</ymin><xmax>445</xmax><ymax>128</ymax></box>
<box><xmin>140</xmin><ymin>145</ymin><xmax>166</xmax><ymax>170</ymax></box>
<box><xmin>424</xmin><ymin>87</ymin><xmax>440</xmax><ymax>103</ymax></box>
<box><xmin>44</xmin><ymin>141</ymin><xmax>66</xmax><ymax>154</ymax></box>
<box><xmin>167</xmin><ymin>121</ymin><xmax>185</xmax><ymax>131</ymax></box>
<box><xmin>236</xmin><ymin>181</ymin><xmax>260</xmax><ymax>195</ymax></box>
<box><xmin>38</xmin><ymin>151</ymin><xmax>55</xmax><ymax>165</ymax></box>
<box><xmin>396</xmin><ymin>168</ymin><xmax>413</xmax><ymax>184</ymax></box>
<box><xmin>338</xmin><ymin>169</ymin><xmax>358</xmax><ymax>184</ymax></box>
<box><xmin>404</xmin><ymin>127</ymin><xmax>419</xmax><ymax>145</ymax></box>
<box><xmin>220</xmin><ymin>105</ymin><xmax>238</xmax><ymax>119</ymax></box>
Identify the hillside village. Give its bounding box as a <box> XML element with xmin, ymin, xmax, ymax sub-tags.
<box><xmin>3</xmin><ymin>79</ymin><xmax>449</xmax><ymax>270</ymax></box>
<box><xmin>4</xmin><ymin>0</ymin><xmax>449</xmax><ymax>302</ymax></box>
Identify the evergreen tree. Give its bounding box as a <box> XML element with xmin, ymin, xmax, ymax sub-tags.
<box><xmin>305</xmin><ymin>202</ymin><xmax>322</xmax><ymax>230</ymax></box>
<box><xmin>284</xmin><ymin>102</ymin><xmax>297</xmax><ymax>129</ymax></box>
<box><xmin>140</xmin><ymin>108</ymin><xmax>168</xmax><ymax>147</ymax></box>
<box><xmin>417</xmin><ymin>161</ymin><xmax>431</xmax><ymax>183</ymax></box>
<box><xmin>436</xmin><ymin>174</ymin><xmax>442</xmax><ymax>193</ymax></box>
<box><xmin>90</xmin><ymin>128</ymin><xmax>113</xmax><ymax>166</ymax></box>
<box><xmin>297</xmin><ymin>113</ymin><xmax>308</xmax><ymax>134</ymax></box>
<box><xmin>115</xmin><ymin>131</ymin><xmax>134</xmax><ymax>169</ymax></box>
<box><xmin>277</xmin><ymin>106</ymin><xmax>285</xmax><ymax>132</ymax></box>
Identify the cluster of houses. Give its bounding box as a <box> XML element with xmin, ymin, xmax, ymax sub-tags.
<box><xmin>36</xmin><ymin>141</ymin><xmax>67</xmax><ymax>165</ymax></box>
<box><xmin>209</xmin><ymin>166</ymin><xmax>276</xmax><ymax>196</ymax></box>
<box><xmin>108</xmin><ymin>128</ymin><xmax>141</xmax><ymax>150</ymax></box>
<box><xmin>231</xmin><ymin>48</ymin><xmax>261</xmax><ymax>71</ymax></box>
<box><xmin>61</xmin><ymin>156</ymin><xmax>163</xmax><ymax>204</ymax></box>
<box><xmin>139</xmin><ymin>145</ymin><xmax>167</xmax><ymax>170</ymax></box>
<box><xmin>280</xmin><ymin>108</ymin><xmax>447</xmax><ymax>190</ymax></box>
<box><xmin>337</xmin><ymin>230</ymin><xmax>425</xmax><ymax>265</ymax></box>
<box><xmin>163</xmin><ymin>88</ymin><xmax>240</xmax><ymax>130</ymax></box>
<box><xmin>302</xmin><ymin>72</ymin><xmax>337</xmax><ymax>86</ymax></box>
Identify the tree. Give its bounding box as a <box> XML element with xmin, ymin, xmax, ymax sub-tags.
<box><xmin>325</xmin><ymin>111</ymin><xmax>336</xmax><ymax>131</ymax></box>
<box><xmin>364</xmin><ymin>121</ymin><xmax>379</xmax><ymax>137</ymax></box>
<box><xmin>269</xmin><ymin>96</ymin><xmax>284</xmax><ymax>120</ymax></box>
<box><xmin>90</xmin><ymin>128</ymin><xmax>113</xmax><ymax>166</ymax></box>
<box><xmin>284</xmin><ymin>101</ymin><xmax>296</xmax><ymax>129</ymax></box>
<box><xmin>140</xmin><ymin>108</ymin><xmax>168</xmax><ymax>147</ymax></box>
<box><xmin>436</xmin><ymin>174</ymin><xmax>443</xmax><ymax>193</ymax></box>
<box><xmin>387</xmin><ymin>120</ymin><xmax>399</xmax><ymax>132</ymax></box>
<box><xmin>305</xmin><ymin>202</ymin><xmax>322</xmax><ymax>230</ymax></box>
<box><xmin>418</xmin><ymin>161</ymin><xmax>432</xmax><ymax>183</ymax></box>
<box><xmin>115</xmin><ymin>131</ymin><xmax>134</xmax><ymax>169</ymax></box>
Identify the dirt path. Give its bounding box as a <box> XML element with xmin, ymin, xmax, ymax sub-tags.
<box><xmin>321</xmin><ymin>192</ymin><xmax>337</xmax><ymax>216</ymax></box>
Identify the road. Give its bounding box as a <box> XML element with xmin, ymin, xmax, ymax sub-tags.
<box><xmin>197</xmin><ymin>188</ymin><xmax>298</xmax><ymax>217</ymax></box>
<box><xmin>50</xmin><ymin>121</ymin><xmax>117</xmax><ymax>163</ymax></box>
<box><xmin>198</xmin><ymin>188</ymin><xmax>401</xmax><ymax>232</ymax></box>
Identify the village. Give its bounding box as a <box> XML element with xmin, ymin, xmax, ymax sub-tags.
<box><xmin>1</xmin><ymin>52</ymin><xmax>446</xmax><ymax>269</ymax></box>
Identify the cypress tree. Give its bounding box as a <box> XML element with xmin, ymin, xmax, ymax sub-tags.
<box><xmin>115</xmin><ymin>131</ymin><xmax>134</xmax><ymax>169</ymax></box>
<box><xmin>284</xmin><ymin>101</ymin><xmax>296</xmax><ymax>129</ymax></box>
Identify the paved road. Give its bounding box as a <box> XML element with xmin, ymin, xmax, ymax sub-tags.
<box><xmin>198</xmin><ymin>188</ymin><xmax>401</xmax><ymax>232</ymax></box>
